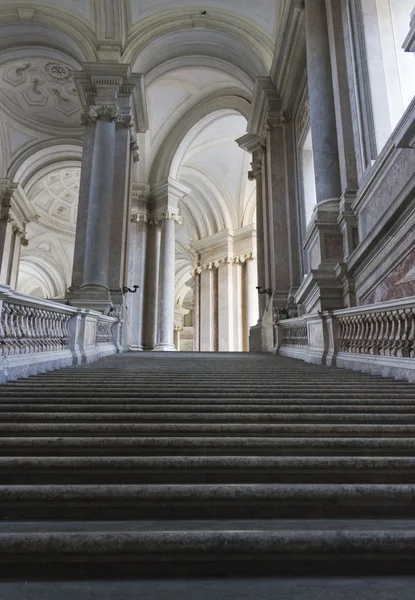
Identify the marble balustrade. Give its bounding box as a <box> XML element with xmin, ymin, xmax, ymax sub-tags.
<box><xmin>275</xmin><ymin>297</ymin><xmax>415</xmax><ymax>382</ymax></box>
<box><xmin>0</xmin><ymin>284</ymin><xmax>121</xmax><ymax>382</ymax></box>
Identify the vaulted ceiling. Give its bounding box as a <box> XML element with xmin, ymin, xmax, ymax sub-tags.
<box><xmin>0</xmin><ymin>0</ymin><xmax>283</xmax><ymax>298</ymax></box>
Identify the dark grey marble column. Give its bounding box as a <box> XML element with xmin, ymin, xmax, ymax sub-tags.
<box><xmin>305</xmin><ymin>0</ymin><xmax>342</xmax><ymax>203</ymax></box>
<box><xmin>82</xmin><ymin>117</ymin><xmax>116</xmax><ymax>293</ymax></box>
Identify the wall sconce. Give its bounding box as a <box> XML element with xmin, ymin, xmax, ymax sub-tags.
<box><xmin>122</xmin><ymin>285</ymin><xmax>139</xmax><ymax>294</ymax></box>
<box><xmin>256</xmin><ymin>286</ymin><xmax>273</xmax><ymax>297</ymax></box>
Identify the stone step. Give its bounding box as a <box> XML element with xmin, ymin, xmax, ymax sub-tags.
<box><xmin>0</xmin><ymin>519</ymin><xmax>414</xmax><ymax>578</ymax></box>
<box><xmin>0</xmin><ymin>484</ymin><xmax>415</xmax><ymax>519</ymax></box>
<box><xmin>1</xmin><ymin>410</ymin><xmax>415</xmax><ymax>422</ymax></box>
<box><xmin>2</xmin><ymin>403</ymin><xmax>415</xmax><ymax>414</ymax></box>
<box><xmin>2</xmin><ymin>391</ymin><xmax>414</xmax><ymax>400</ymax></box>
<box><xmin>0</xmin><ymin>436</ymin><xmax>414</xmax><ymax>456</ymax></box>
<box><xmin>2</xmin><ymin>422</ymin><xmax>415</xmax><ymax>437</ymax></box>
<box><xmin>1</xmin><ymin>456</ymin><xmax>415</xmax><ymax>484</ymax></box>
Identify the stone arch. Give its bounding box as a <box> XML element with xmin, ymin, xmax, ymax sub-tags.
<box><xmin>0</xmin><ymin>6</ymin><xmax>97</xmax><ymax>64</ymax></box>
<box><xmin>123</xmin><ymin>8</ymin><xmax>273</xmax><ymax>77</ymax></box>
<box><xmin>9</xmin><ymin>141</ymin><xmax>82</xmax><ymax>187</ymax></box>
<box><xmin>150</xmin><ymin>92</ymin><xmax>250</xmax><ymax>184</ymax></box>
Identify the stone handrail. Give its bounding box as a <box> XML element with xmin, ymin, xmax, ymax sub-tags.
<box><xmin>0</xmin><ymin>298</ymin><xmax>76</xmax><ymax>358</ymax></box>
<box><xmin>279</xmin><ymin>318</ymin><xmax>308</xmax><ymax>348</ymax></box>
<box><xmin>0</xmin><ymin>284</ymin><xmax>121</xmax><ymax>382</ymax></box>
<box><xmin>334</xmin><ymin>299</ymin><xmax>415</xmax><ymax>359</ymax></box>
<box><xmin>275</xmin><ymin>297</ymin><xmax>415</xmax><ymax>381</ymax></box>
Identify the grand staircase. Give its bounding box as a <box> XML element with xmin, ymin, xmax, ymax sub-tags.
<box><xmin>1</xmin><ymin>352</ymin><xmax>415</xmax><ymax>587</ymax></box>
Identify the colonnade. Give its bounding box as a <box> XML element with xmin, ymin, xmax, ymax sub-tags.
<box><xmin>192</xmin><ymin>251</ymin><xmax>257</xmax><ymax>352</ymax></box>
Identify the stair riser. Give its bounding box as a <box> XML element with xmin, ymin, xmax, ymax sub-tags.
<box><xmin>2</xmin><ymin>469</ymin><xmax>415</xmax><ymax>485</ymax></box>
<box><xmin>2</xmin><ymin>501</ymin><xmax>415</xmax><ymax>520</ymax></box>
<box><xmin>2</xmin><ymin>413</ymin><xmax>415</xmax><ymax>423</ymax></box>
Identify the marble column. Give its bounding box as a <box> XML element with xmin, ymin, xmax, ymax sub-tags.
<box><xmin>200</xmin><ymin>266</ymin><xmax>215</xmax><ymax>351</ymax></box>
<box><xmin>245</xmin><ymin>256</ymin><xmax>259</xmax><ymax>331</ymax></box>
<box><xmin>81</xmin><ymin>115</ymin><xmax>116</xmax><ymax>297</ymax></box>
<box><xmin>0</xmin><ymin>217</ymin><xmax>15</xmax><ymax>286</ymax></box>
<box><xmin>67</xmin><ymin>64</ymin><xmax>143</xmax><ymax>312</ymax></box>
<box><xmin>128</xmin><ymin>216</ymin><xmax>148</xmax><ymax>351</ymax></box>
<box><xmin>304</xmin><ymin>0</ymin><xmax>342</xmax><ymax>203</ymax></box>
<box><xmin>192</xmin><ymin>270</ymin><xmax>201</xmax><ymax>352</ymax></box>
<box><xmin>294</xmin><ymin>2</ymin><xmax>347</xmax><ymax>312</ymax></box>
<box><xmin>249</xmin><ymin>150</ymin><xmax>266</xmax><ymax>320</ymax></box>
<box><xmin>174</xmin><ymin>326</ymin><xmax>181</xmax><ymax>351</ymax></box>
<box><xmin>0</xmin><ymin>184</ymin><xmax>31</xmax><ymax>288</ymax></box>
<box><xmin>218</xmin><ymin>259</ymin><xmax>234</xmax><ymax>351</ymax></box>
<box><xmin>151</xmin><ymin>179</ymin><xmax>189</xmax><ymax>351</ymax></box>
<box><xmin>154</xmin><ymin>214</ymin><xmax>178</xmax><ymax>351</ymax></box>
<box><xmin>266</xmin><ymin>118</ymin><xmax>291</xmax><ymax>305</ymax></box>
<box><xmin>143</xmin><ymin>219</ymin><xmax>161</xmax><ymax>350</ymax></box>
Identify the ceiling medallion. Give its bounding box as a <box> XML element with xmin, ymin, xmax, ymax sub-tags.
<box><xmin>44</xmin><ymin>62</ymin><xmax>71</xmax><ymax>82</ymax></box>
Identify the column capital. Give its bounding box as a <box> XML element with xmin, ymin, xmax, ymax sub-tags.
<box><xmin>267</xmin><ymin>111</ymin><xmax>291</xmax><ymax>129</ymax></box>
<box><xmin>151</xmin><ymin>177</ymin><xmax>190</xmax><ymax>217</ymax></box>
<box><xmin>74</xmin><ymin>63</ymin><xmax>148</xmax><ymax>133</ymax></box>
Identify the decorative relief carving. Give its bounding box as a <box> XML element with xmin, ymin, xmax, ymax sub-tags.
<box><xmin>81</xmin><ymin>104</ymin><xmax>119</xmax><ymax>124</ymax></box>
<box><xmin>0</xmin><ymin>59</ymin><xmax>80</xmax><ymax>127</ymax></box>
<box><xmin>44</xmin><ymin>63</ymin><xmax>71</xmax><ymax>82</ymax></box>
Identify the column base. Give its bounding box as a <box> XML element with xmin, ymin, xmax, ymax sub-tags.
<box><xmin>66</xmin><ymin>285</ymin><xmax>111</xmax><ymax>313</ymax></box>
<box><xmin>129</xmin><ymin>345</ymin><xmax>144</xmax><ymax>352</ymax></box>
<box><xmin>152</xmin><ymin>344</ymin><xmax>177</xmax><ymax>352</ymax></box>
<box><xmin>295</xmin><ymin>267</ymin><xmax>344</xmax><ymax>313</ymax></box>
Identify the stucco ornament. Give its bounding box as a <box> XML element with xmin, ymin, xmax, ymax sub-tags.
<box><xmin>82</xmin><ymin>104</ymin><xmax>119</xmax><ymax>124</ymax></box>
<box><xmin>44</xmin><ymin>63</ymin><xmax>71</xmax><ymax>82</ymax></box>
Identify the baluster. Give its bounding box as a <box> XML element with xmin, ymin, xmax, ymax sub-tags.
<box><xmin>388</xmin><ymin>312</ymin><xmax>398</xmax><ymax>357</ymax></box>
<box><xmin>0</xmin><ymin>303</ymin><xmax>5</xmax><ymax>357</ymax></box>
<box><xmin>50</xmin><ymin>312</ymin><xmax>59</xmax><ymax>351</ymax></box>
<box><xmin>62</xmin><ymin>315</ymin><xmax>70</xmax><ymax>349</ymax></box>
<box><xmin>379</xmin><ymin>312</ymin><xmax>389</xmax><ymax>355</ymax></box>
<box><xmin>408</xmin><ymin>308</ymin><xmax>415</xmax><ymax>358</ymax></box>
<box><xmin>1</xmin><ymin>304</ymin><xmax>11</xmax><ymax>356</ymax></box>
<box><xmin>399</xmin><ymin>309</ymin><xmax>410</xmax><ymax>358</ymax></box>
<box><xmin>350</xmin><ymin>316</ymin><xmax>358</xmax><ymax>353</ymax></box>
<box><xmin>371</xmin><ymin>313</ymin><xmax>381</xmax><ymax>355</ymax></box>
<box><xmin>8</xmin><ymin>304</ymin><xmax>19</xmax><ymax>356</ymax></box>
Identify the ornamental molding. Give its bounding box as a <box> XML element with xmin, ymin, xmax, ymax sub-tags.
<box><xmin>247</xmin><ymin>77</ymin><xmax>282</xmax><ymax>138</ymax></box>
<box><xmin>81</xmin><ymin>104</ymin><xmax>119</xmax><ymax>124</ymax></box>
<box><xmin>194</xmin><ymin>251</ymin><xmax>256</xmax><ymax>272</ymax></box>
<box><xmin>271</xmin><ymin>0</ymin><xmax>306</xmax><ymax>101</ymax></box>
<box><xmin>236</xmin><ymin>133</ymin><xmax>262</xmax><ymax>155</ymax></box>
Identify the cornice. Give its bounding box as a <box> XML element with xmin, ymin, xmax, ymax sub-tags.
<box><xmin>403</xmin><ymin>7</ymin><xmax>415</xmax><ymax>53</ymax></box>
<box><xmin>270</xmin><ymin>0</ymin><xmax>305</xmax><ymax>101</ymax></box>
<box><xmin>247</xmin><ymin>77</ymin><xmax>282</xmax><ymax>138</ymax></box>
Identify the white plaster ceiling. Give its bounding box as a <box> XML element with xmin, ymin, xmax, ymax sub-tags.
<box><xmin>0</xmin><ymin>59</ymin><xmax>81</xmax><ymax>130</ymax></box>
<box><xmin>26</xmin><ymin>166</ymin><xmax>80</xmax><ymax>236</ymax></box>
<box><xmin>144</xmin><ymin>66</ymin><xmax>248</xmax><ymax>177</ymax></box>
<box><xmin>128</xmin><ymin>0</ymin><xmax>278</xmax><ymax>37</ymax></box>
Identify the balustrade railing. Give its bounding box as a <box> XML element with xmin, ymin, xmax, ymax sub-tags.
<box><xmin>275</xmin><ymin>298</ymin><xmax>415</xmax><ymax>380</ymax></box>
<box><xmin>0</xmin><ymin>284</ymin><xmax>121</xmax><ymax>382</ymax></box>
<box><xmin>337</xmin><ymin>308</ymin><xmax>415</xmax><ymax>358</ymax></box>
<box><xmin>95</xmin><ymin>319</ymin><xmax>114</xmax><ymax>345</ymax></box>
<box><xmin>0</xmin><ymin>301</ymin><xmax>73</xmax><ymax>357</ymax></box>
<box><xmin>280</xmin><ymin>321</ymin><xmax>308</xmax><ymax>348</ymax></box>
